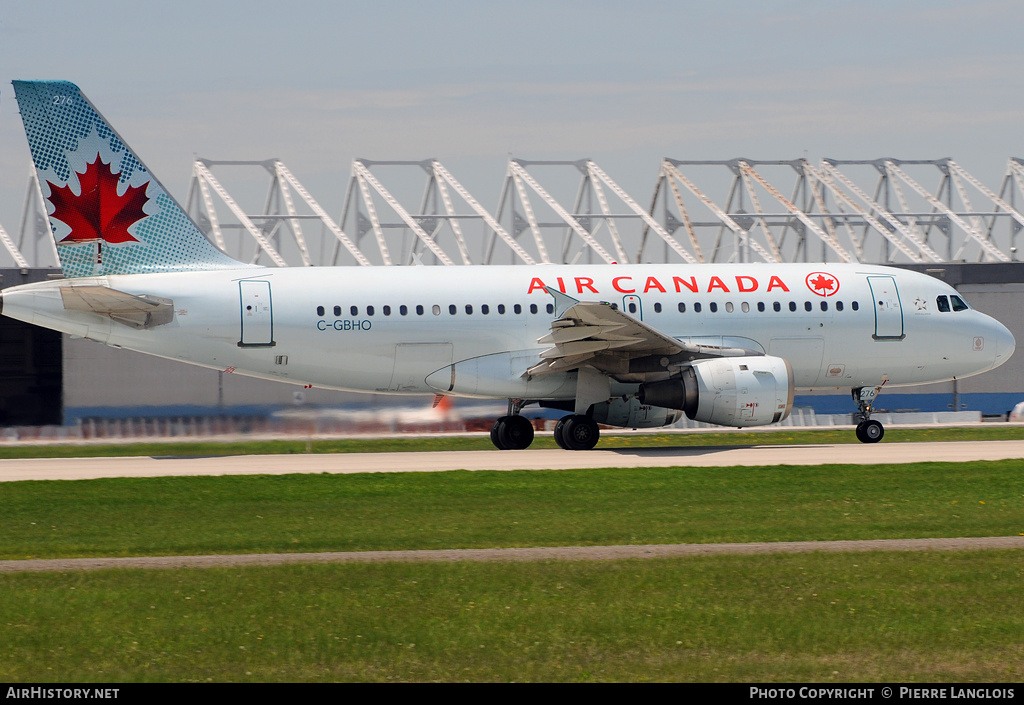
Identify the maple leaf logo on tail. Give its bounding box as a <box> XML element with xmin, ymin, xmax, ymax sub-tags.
<box><xmin>47</xmin><ymin>154</ymin><xmax>149</xmax><ymax>263</ymax></box>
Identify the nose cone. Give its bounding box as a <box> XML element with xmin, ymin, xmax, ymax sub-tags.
<box><xmin>981</xmin><ymin>314</ymin><xmax>1015</xmax><ymax>372</ymax></box>
<box><xmin>993</xmin><ymin>319</ymin><xmax>1015</xmax><ymax>366</ymax></box>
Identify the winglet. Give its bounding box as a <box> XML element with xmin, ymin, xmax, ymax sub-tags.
<box><xmin>544</xmin><ymin>286</ymin><xmax>579</xmax><ymax>318</ymax></box>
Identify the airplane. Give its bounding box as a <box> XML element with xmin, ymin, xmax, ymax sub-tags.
<box><xmin>0</xmin><ymin>80</ymin><xmax>1015</xmax><ymax>450</ymax></box>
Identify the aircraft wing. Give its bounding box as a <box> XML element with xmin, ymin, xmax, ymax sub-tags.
<box><xmin>527</xmin><ymin>289</ymin><xmax>757</xmax><ymax>378</ymax></box>
<box><xmin>60</xmin><ymin>285</ymin><xmax>174</xmax><ymax>329</ymax></box>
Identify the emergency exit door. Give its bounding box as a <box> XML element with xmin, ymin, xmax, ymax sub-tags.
<box><xmin>622</xmin><ymin>295</ymin><xmax>643</xmax><ymax>320</ymax></box>
<box><xmin>238</xmin><ymin>280</ymin><xmax>275</xmax><ymax>347</ymax></box>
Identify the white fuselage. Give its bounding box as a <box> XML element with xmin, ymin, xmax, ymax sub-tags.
<box><xmin>0</xmin><ymin>263</ymin><xmax>1014</xmax><ymax>401</ymax></box>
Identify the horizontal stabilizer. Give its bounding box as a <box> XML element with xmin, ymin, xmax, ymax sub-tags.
<box><xmin>60</xmin><ymin>286</ymin><xmax>174</xmax><ymax>329</ymax></box>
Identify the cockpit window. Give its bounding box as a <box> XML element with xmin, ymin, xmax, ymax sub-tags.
<box><xmin>950</xmin><ymin>295</ymin><xmax>969</xmax><ymax>312</ymax></box>
<box><xmin>936</xmin><ymin>295</ymin><xmax>950</xmax><ymax>313</ymax></box>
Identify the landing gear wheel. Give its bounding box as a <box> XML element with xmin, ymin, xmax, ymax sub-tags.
<box><xmin>553</xmin><ymin>415</ymin><xmax>571</xmax><ymax>449</ymax></box>
<box><xmin>490</xmin><ymin>415</ymin><xmax>534</xmax><ymax>450</ymax></box>
<box><xmin>855</xmin><ymin>419</ymin><xmax>884</xmax><ymax>444</ymax></box>
<box><xmin>500</xmin><ymin>415</ymin><xmax>534</xmax><ymax>450</ymax></box>
<box><xmin>560</xmin><ymin>414</ymin><xmax>600</xmax><ymax>451</ymax></box>
<box><xmin>490</xmin><ymin>419</ymin><xmax>506</xmax><ymax>450</ymax></box>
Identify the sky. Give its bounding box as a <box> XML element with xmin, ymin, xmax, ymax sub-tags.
<box><xmin>2</xmin><ymin>0</ymin><xmax>1024</xmax><ymax>264</ymax></box>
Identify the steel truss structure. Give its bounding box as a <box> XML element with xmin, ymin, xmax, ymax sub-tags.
<box><xmin>3</xmin><ymin>157</ymin><xmax>1024</xmax><ymax>268</ymax></box>
<box><xmin>336</xmin><ymin>159</ymin><xmax>533</xmax><ymax>266</ymax></box>
<box><xmin>652</xmin><ymin>158</ymin><xmax>1019</xmax><ymax>264</ymax></box>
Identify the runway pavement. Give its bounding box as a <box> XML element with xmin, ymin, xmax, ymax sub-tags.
<box><xmin>2</xmin><ymin>439</ymin><xmax>1024</xmax><ymax>482</ymax></box>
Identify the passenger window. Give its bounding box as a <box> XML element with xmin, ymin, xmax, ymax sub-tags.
<box><xmin>400</xmin><ymin>305</ymin><xmax>408</xmax><ymax>316</ymax></box>
<box><xmin>514</xmin><ymin>304</ymin><xmax>522</xmax><ymax>314</ymax></box>
<box><xmin>951</xmin><ymin>295</ymin><xmax>969</xmax><ymax>312</ymax></box>
<box><xmin>936</xmin><ymin>296</ymin><xmax>950</xmax><ymax>312</ymax></box>
<box><xmin>350</xmin><ymin>305</ymin><xmax>358</xmax><ymax>316</ymax></box>
<box><xmin>367</xmin><ymin>305</ymin><xmax>375</xmax><ymax>316</ymax></box>
<box><xmin>481</xmin><ymin>304</ymin><xmax>489</xmax><ymax>315</ymax></box>
<box><xmin>465</xmin><ymin>304</ymin><xmax>473</xmax><ymax>315</ymax></box>
<box><xmin>498</xmin><ymin>304</ymin><xmax>506</xmax><ymax>314</ymax></box>
<box><xmin>677</xmin><ymin>302</ymin><xmax>686</xmax><ymax>313</ymax></box>
<box><xmin>449</xmin><ymin>304</ymin><xmax>457</xmax><ymax>315</ymax></box>
<box><xmin>820</xmin><ymin>301</ymin><xmax>828</xmax><ymax>312</ymax></box>
<box><xmin>628</xmin><ymin>302</ymin><xmax>638</xmax><ymax>313</ymax></box>
<box><xmin>316</xmin><ymin>306</ymin><xmax>325</xmax><ymax>316</ymax></box>
<box><xmin>709</xmin><ymin>302</ymin><xmax>718</xmax><ymax>313</ymax></box>
<box><xmin>757</xmin><ymin>302</ymin><xmax>765</xmax><ymax>312</ymax></box>
<box><xmin>741</xmin><ymin>302</ymin><xmax>749</xmax><ymax>313</ymax></box>
<box><xmin>694</xmin><ymin>302</ymin><xmax>702</xmax><ymax>313</ymax></box>
<box><xmin>530</xmin><ymin>304</ymin><xmax>538</xmax><ymax>314</ymax></box>
<box><xmin>332</xmin><ymin>305</ymin><xmax>341</xmax><ymax>316</ymax></box>
<box><xmin>789</xmin><ymin>302</ymin><xmax>797</xmax><ymax>312</ymax></box>
<box><xmin>546</xmin><ymin>303</ymin><xmax>554</xmax><ymax>314</ymax></box>
<box><xmin>836</xmin><ymin>301</ymin><xmax>844</xmax><ymax>312</ymax></box>
<box><xmin>726</xmin><ymin>302</ymin><xmax>734</xmax><ymax>313</ymax></box>
<box><xmin>804</xmin><ymin>301</ymin><xmax>812</xmax><ymax>312</ymax></box>
<box><xmin>654</xmin><ymin>303</ymin><xmax>662</xmax><ymax>313</ymax></box>
<box><xmin>773</xmin><ymin>302</ymin><xmax>781</xmax><ymax>312</ymax></box>
<box><xmin>416</xmin><ymin>305</ymin><xmax>424</xmax><ymax>316</ymax></box>
<box><xmin>432</xmin><ymin>305</ymin><xmax>440</xmax><ymax>316</ymax></box>
<box><xmin>852</xmin><ymin>301</ymin><xmax>860</xmax><ymax>311</ymax></box>
<box><xmin>383</xmin><ymin>305</ymin><xmax>391</xmax><ymax>316</ymax></box>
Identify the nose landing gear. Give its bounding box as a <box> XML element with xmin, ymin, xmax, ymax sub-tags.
<box><xmin>852</xmin><ymin>386</ymin><xmax>885</xmax><ymax>443</ymax></box>
<box><xmin>855</xmin><ymin>418</ymin><xmax>884</xmax><ymax>443</ymax></box>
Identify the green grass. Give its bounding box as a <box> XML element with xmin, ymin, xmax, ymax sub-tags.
<box><xmin>1</xmin><ymin>551</ymin><xmax>1021</xmax><ymax>682</ymax></box>
<box><xmin>2</xmin><ymin>461</ymin><xmax>1022</xmax><ymax>560</ymax></box>
<box><xmin>3</xmin><ymin>424</ymin><xmax>1024</xmax><ymax>459</ymax></box>
<box><xmin>3</xmin><ymin>454</ymin><xmax>1022</xmax><ymax>682</ymax></box>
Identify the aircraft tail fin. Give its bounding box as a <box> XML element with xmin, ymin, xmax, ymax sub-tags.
<box><xmin>11</xmin><ymin>80</ymin><xmax>247</xmax><ymax>278</ymax></box>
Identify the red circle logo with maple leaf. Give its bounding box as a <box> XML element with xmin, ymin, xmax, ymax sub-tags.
<box><xmin>806</xmin><ymin>271</ymin><xmax>839</xmax><ymax>297</ymax></box>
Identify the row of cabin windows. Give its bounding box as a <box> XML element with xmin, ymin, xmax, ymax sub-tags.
<box><xmin>311</xmin><ymin>295</ymin><xmax>966</xmax><ymax>317</ymax></box>
<box><xmin>635</xmin><ymin>300</ymin><xmax>860</xmax><ymax>314</ymax></box>
<box><xmin>317</xmin><ymin>295</ymin><xmax>968</xmax><ymax>319</ymax></box>
<box><xmin>316</xmin><ymin>303</ymin><xmax>556</xmax><ymax>317</ymax></box>
<box><xmin>315</xmin><ymin>300</ymin><xmax>868</xmax><ymax>317</ymax></box>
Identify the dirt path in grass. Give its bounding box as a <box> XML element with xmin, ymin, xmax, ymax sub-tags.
<box><xmin>2</xmin><ymin>536</ymin><xmax>1023</xmax><ymax>573</ymax></box>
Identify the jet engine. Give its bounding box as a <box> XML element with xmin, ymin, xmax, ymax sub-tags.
<box><xmin>589</xmin><ymin>396</ymin><xmax>683</xmax><ymax>429</ymax></box>
<box><xmin>637</xmin><ymin>356</ymin><xmax>794</xmax><ymax>427</ymax></box>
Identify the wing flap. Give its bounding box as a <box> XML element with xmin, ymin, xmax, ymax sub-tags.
<box><xmin>529</xmin><ymin>293</ymin><xmax>762</xmax><ymax>378</ymax></box>
<box><xmin>538</xmin><ymin>323</ymin><xmax>624</xmax><ymax>345</ymax></box>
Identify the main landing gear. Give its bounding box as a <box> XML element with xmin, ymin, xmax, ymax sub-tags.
<box><xmin>489</xmin><ymin>400</ymin><xmax>601</xmax><ymax>451</ymax></box>
<box><xmin>553</xmin><ymin>414</ymin><xmax>600</xmax><ymax>451</ymax></box>
<box><xmin>852</xmin><ymin>386</ymin><xmax>885</xmax><ymax>444</ymax></box>
<box><xmin>490</xmin><ymin>399</ymin><xmax>535</xmax><ymax>450</ymax></box>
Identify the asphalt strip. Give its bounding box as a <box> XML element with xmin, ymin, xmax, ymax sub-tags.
<box><xmin>2</xmin><ymin>536</ymin><xmax>1023</xmax><ymax>573</ymax></box>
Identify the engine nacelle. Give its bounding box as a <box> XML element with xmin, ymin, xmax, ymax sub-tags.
<box><xmin>638</xmin><ymin>356</ymin><xmax>794</xmax><ymax>427</ymax></box>
<box><xmin>589</xmin><ymin>396</ymin><xmax>683</xmax><ymax>429</ymax></box>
